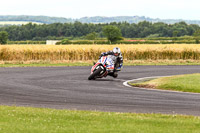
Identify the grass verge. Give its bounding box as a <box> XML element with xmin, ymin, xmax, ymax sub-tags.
<box><xmin>1</xmin><ymin>60</ymin><xmax>200</xmax><ymax>67</ymax></box>
<box><xmin>0</xmin><ymin>105</ymin><xmax>200</xmax><ymax>133</ymax></box>
<box><xmin>129</xmin><ymin>73</ymin><xmax>200</xmax><ymax>93</ymax></box>
<box><xmin>0</xmin><ymin>61</ymin><xmax>93</xmax><ymax>67</ymax></box>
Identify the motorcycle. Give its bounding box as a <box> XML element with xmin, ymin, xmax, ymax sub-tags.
<box><xmin>88</xmin><ymin>55</ymin><xmax>115</xmax><ymax>80</ymax></box>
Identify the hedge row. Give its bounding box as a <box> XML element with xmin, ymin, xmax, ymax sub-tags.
<box><xmin>56</xmin><ymin>40</ymin><xmax>197</xmax><ymax>45</ymax></box>
<box><xmin>4</xmin><ymin>40</ymin><xmax>198</xmax><ymax>45</ymax></box>
<box><xmin>7</xmin><ymin>41</ymin><xmax>46</xmax><ymax>45</ymax></box>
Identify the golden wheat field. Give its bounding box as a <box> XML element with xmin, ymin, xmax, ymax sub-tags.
<box><xmin>1</xmin><ymin>44</ymin><xmax>200</xmax><ymax>61</ymax></box>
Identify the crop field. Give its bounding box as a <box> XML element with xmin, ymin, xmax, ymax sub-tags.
<box><xmin>0</xmin><ymin>44</ymin><xmax>200</xmax><ymax>62</ymax></box>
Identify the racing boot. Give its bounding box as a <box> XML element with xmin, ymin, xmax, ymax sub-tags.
<box><xmin>112</xmin><ymin>71</ymin><xmax>118</xmax><ymax>78</ymax></box>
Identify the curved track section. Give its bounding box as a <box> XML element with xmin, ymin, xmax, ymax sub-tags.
<box><xmin>0</xmin><ymin>66</ymin><xmax>200</xmax><ymax>116</ymax></box>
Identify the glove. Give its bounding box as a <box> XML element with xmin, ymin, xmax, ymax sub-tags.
<box><xmin>116</xmin><ymin>63</ymin><xmax>123</xmax><ymax>71</ymax></box>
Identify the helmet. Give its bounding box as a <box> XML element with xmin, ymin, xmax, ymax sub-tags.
<box><xmin>113</xmin><ymin>47</ymin><xmax>121</xmax><ymax>56</ymax></box>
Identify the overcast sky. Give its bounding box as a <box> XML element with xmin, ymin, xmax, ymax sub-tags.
<box><xmin>1</xmin><ymin>0</ymin><xmax>200</xmax><ymax>20</ymax></box>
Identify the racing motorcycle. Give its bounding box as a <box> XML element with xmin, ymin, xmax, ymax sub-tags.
<box><xmin>88</xmin><ymin>55</ymin><xmax>116</xmax><ymax>80</ymax></box>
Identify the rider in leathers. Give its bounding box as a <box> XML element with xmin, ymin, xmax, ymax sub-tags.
<box><xmin>99</xmin><ymin>47</ymin><xmax>123</xmax><ymax>78</ymax></box>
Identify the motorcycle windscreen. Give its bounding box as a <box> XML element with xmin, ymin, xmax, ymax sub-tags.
<box><xmin>105</xmin><ymin>57</ymin><xmax>114</xmax><ymax>70</ymax></box>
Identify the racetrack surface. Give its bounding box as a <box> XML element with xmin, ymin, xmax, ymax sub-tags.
<box><xmin>0</xmin><ymin>66</ymin><xmax>200</xmax><ymax>116</ymax></box>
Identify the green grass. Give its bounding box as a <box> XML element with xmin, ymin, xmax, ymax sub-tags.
<box><xmin>0</xmin><ymin>106</ymin><xmax>200</xmax><ymax>133</ymax></box>
<box><xmin>130</xmin><ymin>73</ymin><xmax>200</xmax><ymax>93</ymax></box>
<box><xmin>125</xmin><ymin>60</ymin><xmax>200</xmax><ymax>66</ymax></box>
<box><xmin>125</xmin><ymin>62</ymin><xmax>200</xmax><ymax>66</ymax></box>
<box><xmin>0</xmin><ymin>62</ymin><xmax>93</xmax><ymax>67</ymax></box>
<box><xmin>1</xmin><ymin>60</ymin><xmax>200</xmax><ymax>67</ymax></box>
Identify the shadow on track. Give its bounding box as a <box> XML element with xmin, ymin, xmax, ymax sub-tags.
<box><xmin>90</xmin><ymin>78</ymin><xmax>125</xmax><ymax>82</ymax></box>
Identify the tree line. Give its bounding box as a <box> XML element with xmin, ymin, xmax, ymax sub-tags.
<box><xmin>0</xmin><ymin>15</ymin><xmax>73</xmax><ymax>24</ymax></box>
<box><xmin>2</xmin><ymin>15</ymin><xmax>200</xmax><ymax>25</ymax></box>
<box><xmin>0</xmin><ymin>21</ymin><xmax>200</xmax><ymax>41</ymax></box>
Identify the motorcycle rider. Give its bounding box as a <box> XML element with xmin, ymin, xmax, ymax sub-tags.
<box><xmin>99</xmin><ymin>47</ymin><xmax>123</xmax><ymax>78</ymax></box>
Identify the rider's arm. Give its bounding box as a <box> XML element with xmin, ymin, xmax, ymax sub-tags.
<box><xmin>116</xmin><ymin>54</ymin><xmax>123</xmax><ymax>71</ymax></box>
<box><xmin>99</xmin><ymin>51</ymin><xmax>113</xmax><ymax>59</ymax></box>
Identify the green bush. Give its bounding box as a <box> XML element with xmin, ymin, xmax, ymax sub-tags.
<box><xmin>6</xmin><ymin>41</ymin><xmax>46</xmax><ymax>45</ymax></box>
<box><xmin>72</xmin><ymin>41</ymin><xmax>93</xmax><ymax>44</ymax></box>
<box><xmin>61</xmin><ymin>39</ymin><xmax>71</xmax><ymax>44</ymax></box>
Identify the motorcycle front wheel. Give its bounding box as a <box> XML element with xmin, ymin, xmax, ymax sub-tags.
<box><xmin>88</xmin><ymin>67</ymin><xmax>103</xmax><ymax>80</ymax></box>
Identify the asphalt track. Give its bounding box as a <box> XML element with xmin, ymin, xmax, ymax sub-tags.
<box><xmin>0</xmin><ymin>66</ymin><xmax>200</xmax><ymax>116</ymax></box>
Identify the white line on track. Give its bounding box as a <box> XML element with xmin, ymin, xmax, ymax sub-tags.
<box><xmin>123</xmin><ymin>75</ymin><xmax>200</xmax><ymax>95</ymax></box>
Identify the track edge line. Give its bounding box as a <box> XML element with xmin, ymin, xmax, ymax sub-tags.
<box><xmin>123</xmin><ymin>75</ymin><xmax>200</xmax><ymax>95</ymax></box>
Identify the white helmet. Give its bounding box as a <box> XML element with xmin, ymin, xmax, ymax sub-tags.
<box><xmin>113</xmin><ymin>47</ymin><xmax>121</xmax><ymax>56</ymax></box>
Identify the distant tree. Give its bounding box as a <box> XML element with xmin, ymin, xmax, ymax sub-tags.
<box><xmin>187</xmin><ymin>24</ymin><xmax>199</xmax><ymax>35</ymax></box>
<box><xmin>103</xmin><ymin>25</ymin><xmax>122</xmax><ymax>43</ymax></box>
<box><xmin>0</xmin><ymin>31</ymin><xmax>8</xmax><ymax>44</ymax></box>
<box><xmin>193</xmin><ymin>30</ymin><xmax>200</xmax><ymax>44</ymax></box>
<box><xmin>172</xmin><ymin>31</ymin><xmax>179</xmax><ymax>37</ymax></box>
<box><xmin>172</xmin><ymin>30</ymin><xmax>179</xmax><ymax>40</ymax></box>
<box><xmin>146</xmin><ymin>34</ymin><xmax>160</xmax><ymax>38</ymax></box>
<box><xmin>1</xmin><ymin>20</ymin><xmax>200</xmax><ymax>41</ymax></box>
<box><xmin>85</xmin><ymin>32</ymin><xmax>97</xmax><ymax>40</ymax></box>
